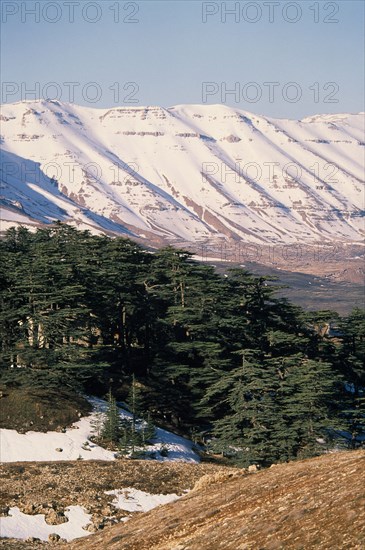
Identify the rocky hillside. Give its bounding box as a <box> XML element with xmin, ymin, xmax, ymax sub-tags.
<box><xmin>1</xmin><ymin>101</ymin><xmax>364</xmax><ymax>246</ymax></box>
<box><xmin>0</xmin><ymin>460</ymin><xmax>232</xmax><ymax>548</ymax></box>
<box><xmin>65</xmin><ymin>450</ymin><xmax>365</xmax><ymax>550</ymax></box>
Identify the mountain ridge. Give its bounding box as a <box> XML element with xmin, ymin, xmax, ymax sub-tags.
<box><xmin>1</xmin><ymin>100</ymin><xmax>364</xmax><ymax>246</ymax></box>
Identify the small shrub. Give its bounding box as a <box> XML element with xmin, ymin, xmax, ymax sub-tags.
<box><xmin>159</xmin><ymin>445</ymin><xmax>169</xmax><ymax>457</ymax></box>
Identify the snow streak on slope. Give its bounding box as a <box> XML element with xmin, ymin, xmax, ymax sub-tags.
<box><xmin>0</xmin><ymin>100</ymin><xmax>364</xmax><ymax>244</ymax></box>
<box><xmin>0</xmin><ymin>397</ymin><xmax>199</xmax><ymax>463</ymax></box>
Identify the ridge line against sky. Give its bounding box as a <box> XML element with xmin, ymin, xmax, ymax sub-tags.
<box><xmin>1</xmin><ymin>98</ymin><xmax>365</xmax><ymax>122</ymax></box>
<box><xmin>0</xmin><ymin>0</ymin><xmax>364</xmax><ymax>118</ymax></box>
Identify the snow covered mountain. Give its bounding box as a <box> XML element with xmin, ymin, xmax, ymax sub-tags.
<box><xmin>0</xmin><ymin>100</ymin><xmax>364</xmax><ymax>245</ymax></box>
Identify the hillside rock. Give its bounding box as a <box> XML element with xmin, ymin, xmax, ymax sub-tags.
<box><xmin>0</xmin><ymin>460</ymin><xmax>230</xmax><ymax>548</ymax></box>
<box><xmin>1</xmin><ymin>101</ymin><xmax>363</xmax><ymax>246</ymax></box>
<box><xmin>66</xmin><ymin>450</ymin><xmax>365</xmax><ymax>550</ymax></box>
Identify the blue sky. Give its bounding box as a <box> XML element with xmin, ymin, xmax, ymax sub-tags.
<box><xmin>1</xmin><ymin>0</ymin><xmax>364</xmax><ymax>117</ymax></box>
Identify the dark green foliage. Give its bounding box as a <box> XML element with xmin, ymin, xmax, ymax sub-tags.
<box><xmin>100</xmin><ymin>382</ymin><xmax>156</xmax><ymax>455</ymax></box>
<box><xmin>121</xmin><ymin>374</ymin><xmax>156</xmax><ymax>454</ymax></box>
<box><xmin>101</xmin><ymin>390</ymin><xmax>122</xmax><ymax>444</ymax></box>
<box><xmin>0</xmin><ymin>224</ymin><xmax>363</xmax><ymax>465</ymax></box>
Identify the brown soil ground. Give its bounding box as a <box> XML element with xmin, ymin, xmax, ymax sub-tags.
<box><xmin>65</xmin><ymin>450</ymin><xmax>365</xmax><ymax>550</ymax></box>
<box><xmin>0</xmin><ymin>452</ymin><xmax>364</xmax><ymax>549</ymax></box>
<box><xmin>0</xmin><ymin>460</ymin><xmax>232</xmax><ymax>548</ymax></box>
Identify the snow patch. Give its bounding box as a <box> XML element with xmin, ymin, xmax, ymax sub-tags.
<box><xmin>0</xmin><ymin>506</ymin><xmax>91</xmax><ymax>542</ymax></box>
<box><xmin>105</xmin><ymin>488</ymin><xmax>180</xmax><ymax>513</ymax></box>
<box><xmin>0</xmin><ymin>396</ymin><xmax>200</xmax><ymax>463</ymax></box>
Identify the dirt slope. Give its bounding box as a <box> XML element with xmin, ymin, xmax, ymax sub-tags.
<box><xmin>0</xmin><ymin>460</ymin><xmax>231</xmax><ymax>548</ymax></box>
<box><xmin>67</xmin><ymin>450</ymin><xmax>365</xmax><ymax>550</ymax></box>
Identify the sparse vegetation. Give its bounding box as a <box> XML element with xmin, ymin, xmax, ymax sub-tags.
<box><xmin>64</xmin><ymin>450</ymin><xmax>365</xmax><ymax>550</ymax></box>
<box><xmin>0</xmin><ymin>458</ymin><xmax>232</xmax><ymax>548</ymax></box>
<box><xmin>0</xmin><ymin>386</ymin><xmax>90</xmax><ymax>432</ymax></box>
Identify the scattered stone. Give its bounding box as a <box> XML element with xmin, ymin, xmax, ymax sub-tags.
<box><xmin>22</xmin><ymin>503</ymin><xmax>35</xmax><ymax>514</ymax></box>
<box><xmin>192</xmin><ymin>469</ymin><xmax>244</xmax><ymax>492</ymax></box>
<box><xmin>47</xmin><ymin>501</ymin><xmax>58</xmax><ymax>509</ymax></box>
<box><xmin>48</xmin><ymin>533</ymin><xmax>61</xmax><ymax>542</ymax></box>
<box><xmin>0</xmin><ymin>460</ymin><xmax>233</xmax><ymax>544</ymax></box>
<box><xmin>86</xmin><ymin>523</ymin><xmax>98</xmax><ymax>533</ymax></box>
<box><xmin>0</xmin><ymin>505</ymin><xmax>10</xmax><ymax>516</ymax></box>
<box><xmin>101</xmin><ymin>505</ymin><xmax>114</xmax><ymax>516</ymax></box>
<box><xmin>45</xmin><ymin>509</ymin><xmax>68</xmax><ymax>525</ymax></box>
<box><xmin>248</xmin><ymin>465</ymin><xmax>258</xmax><ymax>473</ymax></box>
<box><xmin>55</xmin><ymin>448</ymin><xmax>63</xmax><ymax>452</ymax></box>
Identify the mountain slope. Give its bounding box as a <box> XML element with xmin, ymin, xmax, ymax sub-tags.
<box><xmin>0</xmin><ymin>100</ymin><xmax>364</xmax><ymax>245</ymax></box>
<box><xmin>67</xmin><ymin>450</ymin><xmax>365</xmax><ymax>550</ymax></box>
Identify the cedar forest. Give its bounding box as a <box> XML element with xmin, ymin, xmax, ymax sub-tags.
<box><xmin>0</xmin><ymin>223</ymin><xmax>364</xmax><ymax>466</ymax></box>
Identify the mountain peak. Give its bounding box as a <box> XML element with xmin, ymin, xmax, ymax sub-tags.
<box><xmin>1</xmin><ymin>101</ymin><xmax>364</xmax><ymax>245</ymax></box>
